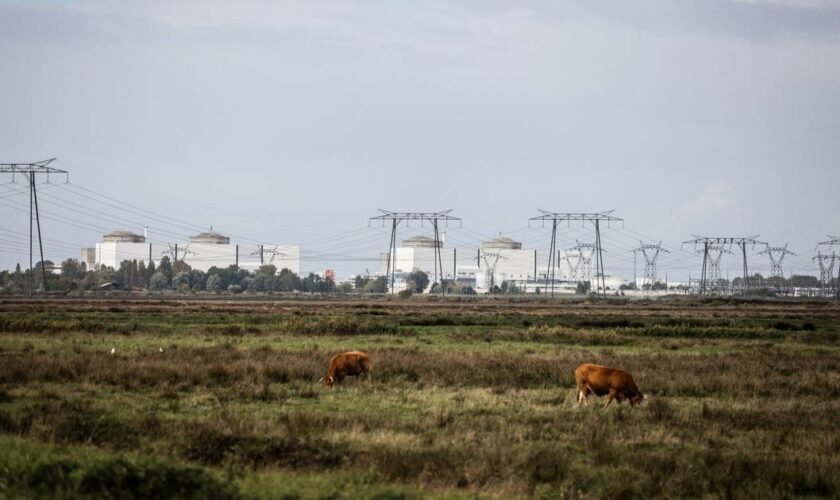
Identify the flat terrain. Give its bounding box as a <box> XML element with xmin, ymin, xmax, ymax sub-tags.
<box><xmin>1</xmin><ymin>296</ymin><xmax>839</xmax><ymax>498</ymax></box>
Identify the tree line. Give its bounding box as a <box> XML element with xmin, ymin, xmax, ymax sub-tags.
<box><xmin>0</xmin><ymin>257</ymin><xmax>339</xmax><ymax>294</ymax></box>
<box><xmin>1</xmin><ymin>258</ymin><xmax>830</xmax><ymax>295</ymax></box>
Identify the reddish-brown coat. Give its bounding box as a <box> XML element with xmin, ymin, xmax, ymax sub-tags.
<box><xmin>575</xmin><ymin>363</ymin><xmax>644</xmax><ymax>408</ymax></box>
<box><xmin>320</xmin><ymin>351</ymin><xmax>372</xmax><ymax>387</ymax></box>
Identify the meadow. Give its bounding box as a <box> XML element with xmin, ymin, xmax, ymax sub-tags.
<box><xmin>0</xmin><ymin>296</ymin><xmax>839</xmax><ymax>498</ymax></box>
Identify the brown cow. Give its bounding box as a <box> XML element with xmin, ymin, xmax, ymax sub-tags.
<box><xmin>319</xmin><ymin>351</ymin><xmax>372</xmax><ymax>388</ymax></box>
<box><xmin>575</xmin><ymin>363</ymin><xmax>644</xmax><ymax>408</ymax></box>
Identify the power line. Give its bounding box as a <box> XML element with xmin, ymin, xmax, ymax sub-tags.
<box><xmin>369</xmin><ymin>210</ymin><xmax>461</xmax><ymax>295</ymax></box>
<box><xmin>0</xmin><ymin>158</ymin><xmax>68</xmax><ymax>296</ymax></box>
<box><xmin>529</xmin><ymin>210</ymin><xmax>622</xmax><ymax>298</ymax></box>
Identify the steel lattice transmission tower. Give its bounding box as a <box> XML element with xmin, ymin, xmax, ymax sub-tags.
<box><xmin>812</xmin><ymin>252</ymin><xmax>837</xmax><ymax>289</ymax></box>
<box><xmin>696</xmin><ymin>245</ymin><xmax>732</xmax><ymax>292</ymax></box>
<box><xmin>0</xmin><ymin>158</ymin><xmax>68</xmax><ymax>296</ymax></box>
<box><xmin>565</xmin><ymin>241</ymin><xmax>597</xmax><ymax>282</ymax></box>
<box><xmin>684</xmin><ymin>236</ymin><xmax>763</xmax><ymax>295</ymax></box>
<box><xmin>758</xmin><ymin>244</ymin><xmax>795</xmax><ymax>279</ymax></box>
<box><xmin>370</xmin><ymin>210</ymin><xmax>461</xmax><ymax>295</ymax></box>
<box><xmin>816</xmin><ymin>235</ymin><xmax>840</xmax><ymax>298</ymax></box>
<box><xmin>529</xmin><ymin>210</ymin><xmax>622</xmax><ymax>298</ymax></box>
<box><xmin>631</xmin><ymin>241</ymin><xmax>670</xmax><ymax>287</ymax></box>
<box><xmin>480</xmin><ymin>251</ymin><xmax>508</xmax><ymax>292</ymax></box>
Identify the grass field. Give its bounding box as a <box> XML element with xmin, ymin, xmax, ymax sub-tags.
<box><xmin>1</xmin><ymin>296</ymin><xmax>839</xmax><ymax>498</ymax></box>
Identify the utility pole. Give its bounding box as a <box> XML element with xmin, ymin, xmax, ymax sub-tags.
<box><xmin>684</xmin><ymin>236</ymin><xmax>763</xmax><ymax>295</ymax></box>
<box><xmin>369</xmin><ymin>210</ymin><xmax>461</xmax><ymax>295</ymax></box>
<box><xmin>530</xmin><ymin>210</ymin><xmax>622</xmax><ymax>298</ymax></box>
<box><xmin>630</xmin><ymin>241</ymin><xmax>670</xmax><ymax>289</ymax></box>
<box><xmin>251</xmin><ymin>245</ymin><xmax>287</xmax><ymax>267</ymax></box>
<box><xmin>0</xmin><ymin>159</ymin><xmax>68</xmax><ymax>296</ymax></box>
<box><xmin>453</xmin><ymin>248</ymin><xmax>456</xmax><ymax>282</ymax></box>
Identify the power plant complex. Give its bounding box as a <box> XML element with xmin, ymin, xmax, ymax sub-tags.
<box><xmin>82</xmin><ymin>227</ymin><xmax>301</xmax><ymax>275</ymax></box>
<box><xmin>377</xmin><ymin>234</ymin><xmax>626</xmax><ymax>294</ymax></box>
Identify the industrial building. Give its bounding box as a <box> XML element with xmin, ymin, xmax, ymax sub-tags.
<box><xmin>376</xmin><ymin>233</ymin><xmax>604</xmax><ymax>294</ymax></box>
<box><xmin>176</xmin><ymin>230</ymin><xmax>300</xmax><ymax>274</ymax></box>
<box><xmin>91</xmin><ymin>229</ymin><xmax>154</xmax><ymax>269</ymax></box>
<box><xmin>84</xmin><ymin>228</ymin><xmax>300</xmax><ymax>275</ymax></box>
<box><xmin>378</xmin><ymin>235</ymin><xmax>457</xmax><ymax>290</ymax></box>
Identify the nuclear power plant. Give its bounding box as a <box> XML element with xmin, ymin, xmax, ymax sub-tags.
<box><xmin>82</xmin><ymin>227</ymin><xmax>300</xmax><ymax>275</ymax></box>
<box><xmin>374</xmin><ymin>232</ymin><xmax>621</xmax><ymax>294</ymax></box>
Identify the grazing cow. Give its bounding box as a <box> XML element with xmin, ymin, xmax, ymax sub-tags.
<box><xmin>575</xmin><ymin>363</ymin><xmax>644</xmax><ymax>408</ymax></box>
<box><xmin>319</xmin><ymin>351</ymin><xmax>372</xmax><ymax>388</ymax></box>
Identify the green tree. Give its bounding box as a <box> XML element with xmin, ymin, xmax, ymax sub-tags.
<box><xmin>172</xmin><ymin>271</ymin><xmax>191</xmax><ymax>291</ymax></box>
<box><xmin>363</xmin><ymin>276</ymin><xmax>389</xmax><ymax>293</ymax></box>
<box><xmin>405</xmin><ymin>270</ymin><xmax>430</xmax><ymax>293</ymax></box>
<box><xmin>354</xmin><ymin>275</ymin><xmax>369</xmax><ymax>290</ymax></box>
<box><xmin>145</xmin><ymin>260</ymin><xmax>156</xmax><ymax>283</ymax></box>
<box><xmin>301</xmin><ymin>273</ymin><xmax>336</xmax><ymax>293</ymax></box>
<box><xmin>206</xmin><ymin>274</ymin><xmax>222</xmax><ymax>292</ymax></box>
<box><xmin>276</xmin><ymin>268</ymin><xmax>301</xmax><ymax>292</ymax></box>
<box><xmin>138</xmin><ymin>261</ymin><xmax>147</xmax><ymax>287</ymax></box>
<box><xmin>149</xmin><ymin>272</ymin><xmax>168</xmax><ymax>291</ymax></box>
<box><xmin>158</xmin><ymin>257</ymin><xmax>173</xmax><ymax>286</ymax></box>
<box><xmin>188</xmin><ymin>270</ymin><xmax>206</xmax><ymax>290</ymax></box>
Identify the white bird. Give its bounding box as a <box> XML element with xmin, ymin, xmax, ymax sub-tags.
<box><xmin>110</xmin><ymin>348</ymin><xmax>116</xmax><ymax>354</ymax></box>
<box><xmin>159</xmin><ymin>347</ymin><xmax>164</xmax><ymax>353</ymax></box>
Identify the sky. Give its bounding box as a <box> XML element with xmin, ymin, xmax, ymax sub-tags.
<box><xmin>1</xmin><ymin>0</ymin><xmax>839</xmax><ymax>280</ymax></box>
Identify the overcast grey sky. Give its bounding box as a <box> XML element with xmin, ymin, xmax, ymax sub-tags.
<box><xmin>1</xmin><ymin>0</ymin><xmax>839</xmax><ymax>279</ymax></box>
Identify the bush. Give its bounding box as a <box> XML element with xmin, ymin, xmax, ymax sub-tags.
<box><xmin>182</xmin><ymin>421</ymin><xmax>348</xmax><ymax>469</ymax></box>
<box><xmin>21</xmin><ymin>456</ymin><xmax>238</xmax><ymax>499</ymax></box>
<box><xmin>149</xmin><ymin>272</ymin><xmax>168</xmax><ymax>291</ymax></box>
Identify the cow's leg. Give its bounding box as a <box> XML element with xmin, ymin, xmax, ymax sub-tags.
<box><xmin>604</xmin><ymin>388</ymin><xmax>617</xmax><ymax>409</ymax></box>
<box><xmin>580</xmin><ymin>386</ymin><xmax>589</xmax><ymax>406</ymax></box>
<box><xmin>577</xmin><ymin>386</ymin><xmax>586</xmax><ymax>406</ymax></box>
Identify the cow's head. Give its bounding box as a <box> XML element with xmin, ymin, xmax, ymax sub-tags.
<box><xmin>629</xmin><ymin>392</ymin><xmax>645</xmax><ymax>405</ymax></box>
<box><xmin>318</xmin><ymin>375</ymin><xmax>336</xmax><ymax>387</ymax></box>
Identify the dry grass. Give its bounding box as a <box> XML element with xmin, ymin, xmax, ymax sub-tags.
<box><xmin>0</xmin><ymin>297</ymin><xmax>839</xmax><ymax>498</ymax></box>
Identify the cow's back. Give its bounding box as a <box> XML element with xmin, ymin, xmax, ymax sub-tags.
<box><xmin>331</xmin><ymin>350</ymin><xmax>370</xmax><ymax>375</ymax></box>
<box><xmin>575</xmin><ymin>363</ymin><xmax>634</xmax><ymax>395</ymax></box>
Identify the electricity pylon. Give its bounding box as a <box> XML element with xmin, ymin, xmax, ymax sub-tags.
<box><xmin>758</xmin><ymin>244</ymin><xmax>795</xmax><ymax>279</ymax></box>
<box><xmin>684</xmin><ymin>236</ymin><xmax>762</xmax><ymax>295</ymax></box>
<box><xmin>251</xmin><ymin>245</ymin><xmax>287</xmax><ymax>266</ymax></box>
<box><xmin>481</xmin><ymin>251</ymin><xmax>508</xmax><ymax>292</ymax></box>
<box><xmin>698</xmin><ymin>245</ymin><xmax>733</xmax><ymax>292</ymax></box>
<box><xmin>530</xmin><ymin>210</ymin><xmax>622</xmax><ymax>298</ymax></box>
<box><xmin>817</xmin><ymin>235</ymin><xmax>840</xmax><ymax>298</ymax></box>
<box><xmin>813</xmin><ymin>252</ymin><xmax>838</xmax><ymax>293</ymax></box>
<box><xmin>370</xmin><ymin>210</ymin><xmax>461</xmax><ymax>295</ymax></box>
<box><xmin>0</xmin><ymin>158</ymin><xmax>68</xmax><ymax>296</ymax></box>
<box><xmin>631</xmin><ymin>241</ymin><xmax>670</xmax><ymax>287</ymax></box>
<box><xmin>566</xmin><ymin>241</ymin><xmax>598</xmax><ymax>282</ymax></box>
